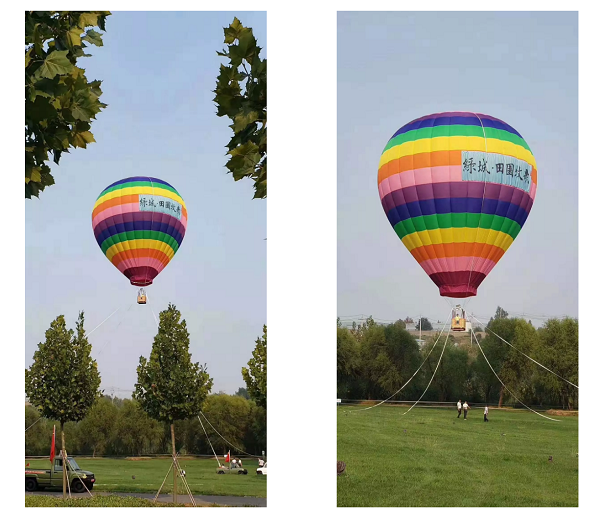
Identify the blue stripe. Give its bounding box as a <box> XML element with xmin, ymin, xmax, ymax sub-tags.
<box><xmin>104</xmin><ymin>177</ymin><xmax>175</xmax><ymax>190</ymax></box>
<box><xmin>95</xmin><ymin>220</ymin><xmax>184</xmax><ymax>247</ymax></box>
<box><xmin>392</xmin><ymin>114</ymin><xmax>522</xmax><ymax>139</ymax></box>
<box><xmin>386</xmin><ymin>197</ymin><xmax>530</xmax><ymax>228</ymax></box>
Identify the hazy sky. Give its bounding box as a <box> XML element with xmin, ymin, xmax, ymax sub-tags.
<box><xmin>337</xmin><ymin>11</ymin><xmax>578</xmax><ymax>327</ymax></box>
<box><xmin>25</xmin><ymin>11</ymin><xmax>266</xmax><ymax>397</ymax></box>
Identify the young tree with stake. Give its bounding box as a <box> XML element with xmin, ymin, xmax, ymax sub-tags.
<box><xmin>134</xmin><ymin>304</ymin><xmax>213</xmax><ymax>504</ymax></box>
<box><xmin>25</xmin><ymin>313</ymin><xmax>101</xmax><ymax>499</ymax></box>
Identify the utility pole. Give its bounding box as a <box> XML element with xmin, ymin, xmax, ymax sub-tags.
<box><xmin>419</xmin><ymin>314</ymin><xmax>422</xmax><ymax>343</ymax></box>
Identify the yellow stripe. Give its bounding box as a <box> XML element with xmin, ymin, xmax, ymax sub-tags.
<box><xmin>94</xmin><ymin>186</ymin><xmax>187</xmax><ymax>210</ymax></box>
<box><xmin>105</xmin><ymin>239</ymin><xmax>175</xmax><ymax>262</ymax></box>
<box><xmin>401</xmin><ymin>228</ymin><xmax>514</xmax><ymax>252</ymax></box>
<box><xmin>379</xmin><ymin>136</ymin><xmax>537</xmax><ymax>169</ymax></box>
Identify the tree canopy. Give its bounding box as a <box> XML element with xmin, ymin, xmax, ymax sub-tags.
<box><xmin>134</xmin><ymin>304</ymin><xmax>213</xmax><ymax>423</ymax></box>
<box><xmin>214</xmin><ymin>17</ymin><xmax>267</xmax><ymax>199</ymax></box>
<box><xmin>25</xmin><ymin>312</ymin><xmax>101</xmax><ymax>426</ymax></box>
<box><xmin>242</xmin><ymin>325</ymin><xmax>267</xmax><ymax>408</ymax></box>
<box><xmin>25</xmin><ymin>11</ymin><xmax>110</xmax><ymax>198</ymax></box>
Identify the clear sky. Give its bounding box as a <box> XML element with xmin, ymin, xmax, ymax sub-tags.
<box><xmin>25</xmin><ymin>11</ymin><xmax>266</xmax><ymax>397</ymax></box>
<box><xmin>337</xmin><ymin>11</ymin><xmax>578</xmax><ymax>327</ymax></box>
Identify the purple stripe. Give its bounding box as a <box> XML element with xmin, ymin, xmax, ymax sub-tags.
<box><xmin>392</xmin><ymin>112</ymin><xmax>523</xmax><ymax>139</ymax></box>
<box><xmin>93</xmin><ymin>211</ymin><xmax>186</xmax><ymax>242</ymax></box>
<box><xmin>381</xmin><ymin>182</ymin><xmax>533</xmax><ymax>214</ymax></box>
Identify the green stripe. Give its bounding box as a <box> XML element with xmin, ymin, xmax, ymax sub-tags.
<box><xmin>98</xmin><ymin>181</ymin><xmax>180</xmax><ymax>199</ymax></box>
<box><xmin>393</xmin><ymin>213</ymin><xmax>522</xmax><ymax>241</ymax></box>
<box><xmin>383</xmin><ymin>125</ymin><xmax>531</xmax><ymax>153</ymax></box>
<box><xmin>101</xmin><ymin>230</ymin><xmax>180</xmax><ymax>254</ymax></box>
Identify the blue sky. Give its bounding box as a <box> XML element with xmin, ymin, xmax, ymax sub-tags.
<box><xmin>25</xmin><ymin>11</ymin><xmax>266</xmax><ymax>397</ymax></box>
<box><xmin>337</xmin><ymin>11</ymin><xmax>578</xmax><ymax>326</ymax></box>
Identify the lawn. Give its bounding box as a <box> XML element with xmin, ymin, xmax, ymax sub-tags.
<box><xmin>25</xmin><ymin>456</ymin><xmax>266</xmax><ymax>498</ymax></box>
<box><xmin>25</xmin><ymin>495</ymin><xmax>182</xmax><ymax>507</ymax></box>
<box><xmin>337</xmin><ymin>406</ymin><xmax>578</xmax><ymax>507</ymax></box>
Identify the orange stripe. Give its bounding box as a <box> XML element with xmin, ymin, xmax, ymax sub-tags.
<box><xmin>92</xmin><ymin>194</ymin><xmax>139</xmax><ymax>220</ymax></box>
<box><xmin>410</xmin><ymin>242</ymin><xmax>507</xmax><ymax>264</ymax></box>
<box><xmin>111</xmin><ymin>248</ymin><xmax>171</xmax><ymax>267</ymax></box>
<box><xmin>531</xmin><ymin>167</ymin><xmax>537</xmax><ymax>185</ymax></box>
<box><xmin>378</xmin><ymin>150</ymin><xmax>462</xmax><ymax>184</ymax></box>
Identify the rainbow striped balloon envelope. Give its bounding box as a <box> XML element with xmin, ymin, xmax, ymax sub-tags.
<box><xmin>378</xmin><ymin>112</ymin><xmax>537</xmax><ymax>298</ymax></box>
<box><xmin>92</xmin><ymin>177</ymin><xmax>187</xmax><ymax>287</ymax></box>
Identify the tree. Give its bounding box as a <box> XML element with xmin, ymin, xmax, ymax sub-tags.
<box><xmin>235</xmin><ymin>387</ymin><xmax>250</xmax><ymax>399</ymax></box>
<box><xmin>494</xmin><ymin>306</ymin><xmax>509</xmax><ymax>321</ymax></box>
<box><xmin>214</xmin><ymin>17</ymin><xmax>267</xmax><ymax>199</ymax></box>
<box><xmin>242</xmin><ymin>325</ymin><xmax>267</xmax><ymax>408</ymax></box>
<box><xmin>337</xmin><ymin>326</ymin><xmax>360</xmax><ymax>398</ymax></box>
<box><xmin>416</xmin><ymin>317</ymin><xmax>433</xmax><ymax>331</ymax></box>
<box><xmin>25</xmin><ymin>11</ymin><xmax>110</xmax><ymax>198</ymax></box>
<box><xmin>533</xmin><ymin>318</ymin><xmax>578</xmax><ymax>409</ymax></box>
<box><xmin>25</xmin><ymin>312</ymin><xmax>101</xmax><ymax>497</ymax></box>
<box><xmin>77</xmin><ymin>396</ymin><xmax>117</xmax><ymax>457</ymax></box>
<box><xmin>134</xmin><ymin>304</ymin><xmax>213</xmax><ymax>503</ymax></box>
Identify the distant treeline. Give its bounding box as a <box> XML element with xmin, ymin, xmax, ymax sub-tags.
<box><xmin>25</xmin><ymin>393</ymin><xmax>266</xmax><ymax>457</ymax></box>
<box><xmin>337</xmin><ymin>315</ymin><xmax>578</xmax><ymax>410</ymax></box>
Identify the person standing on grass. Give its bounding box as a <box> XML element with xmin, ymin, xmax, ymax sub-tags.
<box><xmin>484</xmin><ymin>405</ymin><xmax>489</xmax><ymax>422</ymax></box>
<box><xmin>463</xmin><ymin>401</ymin><xmax>469</xmax><ymax>420</ymax></box>
<box><xmin>457</xmin><ymin>399</ymin><xmax>463</xmax><ymax>418</ymax></box>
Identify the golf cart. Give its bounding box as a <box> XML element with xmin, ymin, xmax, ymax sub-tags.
<box><xmin>256</xmin><ymin>462</ymin><xmax>267</xmax><ymax>475</ymax></box>
<box><xmin>216</xmin><ymin>462</ymin><xmax>248</xmax><ymax>475</ymax></box>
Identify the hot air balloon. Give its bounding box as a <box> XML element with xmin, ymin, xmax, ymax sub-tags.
<box><xmin>378</xmin><ymin>112</ymin><xmax>536</xmax><ymax>299</ymax></box>
<box><xmin>92</xmin><ymin>177</ymin><xmax>187</xmax><ymax>302</ymax></box>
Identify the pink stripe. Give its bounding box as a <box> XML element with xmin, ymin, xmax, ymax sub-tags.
<box><xmin>378</xmin><ymin>165</ymin><xmax>463</xmax><ymax>199</ymax></box>
<box><xmin>419</xmin><ymin>257</ymin><xmax>497</xmax><ymax>276</ymax></box>
<box><xmin>92</xmin><ymin>204</ymin><xmax>187</xmax><ymax>229</ymax></box>
<box><xmin>92</xmin><ymin>203</ymin><xmax>139</xmax><ymax>228</ymax></box>
<box><xmin>530</xmin><ymin>181</ymin><xmax>537</xmax><ymax>201</ymax></box>
<box><xmin>115</xmin><ymin>257</ymin><xmax>168</xmax><ymax>275</ymax></box>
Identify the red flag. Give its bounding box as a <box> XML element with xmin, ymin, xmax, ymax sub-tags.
<box><xmin>26</xmin><ymin>462</ymin><xmax>30</xmax><ymax>467</ymax></box>
<box><xmin>225</xmin><ymin>451</ymin><xmax>230</xmax><ymax>463</ymax></box>
<box><xmin>50</xmin><ymin>425</ymin><xmax>56</xmax><ymax>463</ymax></box>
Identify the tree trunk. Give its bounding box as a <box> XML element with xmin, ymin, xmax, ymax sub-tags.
<box><xmin>61</xmin><ymin>423</ymin><xmax>66</xmax><ymax>500</ymax></box>
<box><xmin>171</xmin><ymin>423</ymin><xmax>177</xmax><ymax>504</ymax></box>
<box><xmin>498</xmin><ymin>387</ymin><xmax>505</xmax><ymax>408</ymax></box>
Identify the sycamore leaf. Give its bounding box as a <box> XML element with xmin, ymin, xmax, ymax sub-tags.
<box><xmin>72</xmin><ymin>131</ymin><xmax>96</xmax><ymax>148</ymax></box>
<box><xmin>25</xmin><ymin>48</ymin><xmax>33</xmax><ymax>68</ymax></box>
<box><xmin>36</xmin><ymin>50</ymin><xmax>74</xmax><ymax>80</ymax></box>
<box><xmin>67</xmin><ymin>28</ymin><xmax>82</xmax><ymax>48</ymax></box>
<box><xmin>78</xmin><ymin>13</ymin><xmax>99</xmax><ymax>28</ymax></box>
<box><xmin>82</xmin><ymin>29</ymin><xmax>103</xmax><ymax>47</ymax></box>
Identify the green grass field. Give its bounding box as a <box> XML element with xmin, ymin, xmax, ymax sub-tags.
<box><xmin>337</xmin><ymin>406</ymin><xmax>578</xmax><ymax>507</ymax></box>
<box><xmin>25</xmin><ymin>457</ymin><xmax>266</xmax><ymax>498</ymax></box>
<box><xmin>25</xmin><ymin>496</ymin><xmax>183</xmax><ymax>507</ymax></box>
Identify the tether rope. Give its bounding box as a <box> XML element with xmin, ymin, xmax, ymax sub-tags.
<box><xmin>351</xmin><ymin>309</ymin><xmax>453</xmax><ymax>412</ymax></box>
<box><xmin>468</xmin><ymin>312</ymin><xmax>560</xmax><ymax>422</ymax></box>
<box><xmin>470</xmin><ymin>314</ymin><xmax>578</xmax><ymax>389</ymax></box>
<box><xmin>25</xmin><ymin>416</ymin><xmax>43</xmax><ymax>432</ymax></box>
<box><xmin>196</xmin><ymin>414</ymin><xmax>221</xmax><ymax>466</ymax></box>
<box><xmin>84</xmin><ymin>306</ymin><xmax>121</xmax><ymax>340</ymax></box>
<box><xmin>95</xmin><ymin>303</ymin><xmax>134</xmax><ymax>357</ymax></box>
<box><xmin>149</xmin><ymin>300</ymin><xmax>159</xmax><ymax>328</ymax></box>
<box><xmin>197</xmin><ymin>410</ymin><xmax>262</xmax><ymax>458</ymax></box>
<box><xmin>403</xmin><ymin>319</ymin><xmax>452</xmax><ymax>416</ymax></box>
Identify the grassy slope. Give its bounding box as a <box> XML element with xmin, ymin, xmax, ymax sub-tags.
<box><xmin>337</xmin><ymin>406</ymin><xmax>578</xmax><ymax>507</ymax></box>
<box><xmin>25</xmin><ymin>457</ymin><xmax>266</xmax><ymax>498</ymax></box>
